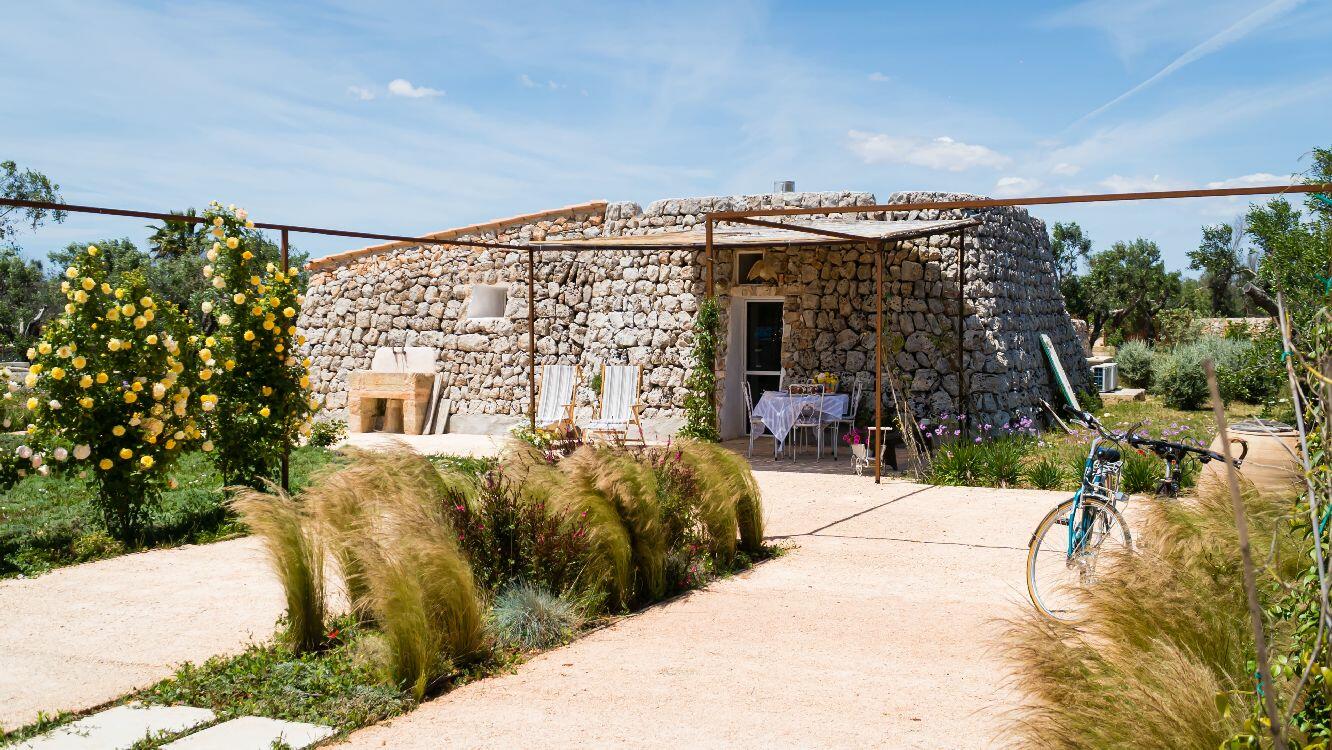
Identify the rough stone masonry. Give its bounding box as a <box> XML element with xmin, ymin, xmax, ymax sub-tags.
<box><xmin>298</xmin><ymin>190</ymin><xmax>1091</xmax><ymax>436</ymax></box>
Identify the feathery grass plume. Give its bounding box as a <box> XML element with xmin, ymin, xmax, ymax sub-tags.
<box><xmin>307</xmin><ymin>445</ymin><xmax>477</xmax><ymax>623</ymax></box>
<box><xmin>548</xmin><ymin>446</ymin><xmax>634</xmax><ymax>610</ymax></box>
<box><xmin>1006</xmin><ymin>482</ymin><xmax>1303</xmax><ymax>748</ymax></box>
<box><xmin>677</xmin><ymin>441</ymin><xmax>765</xmax><ymax>560</ymax></box>
<box><xmin>588</xmin><ymin>446</ymin><xmax>667</xmax><ymax>600</ymax></box>
<box><xmin>228</xmin><ymin>486</ymin><xmax>325</xmax><ymax>653</ymax></box>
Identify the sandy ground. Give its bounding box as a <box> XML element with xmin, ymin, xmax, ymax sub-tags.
<box><xmin>2</xmin><ymin>435</ymin><xmax>1065</xmax><ymax>746</ymax></box>
<box><xmin>0</xmin><ymin>537</ymin><xmax>283</xmax><ymax>730</ymax></box>
<box><xmin>337</xmin><ymin>453</ymin><xmax>1062</xmax><ymax>749</ymax></box>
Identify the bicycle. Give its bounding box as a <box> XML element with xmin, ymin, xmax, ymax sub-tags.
<box><xmin>1024</xmin><ymin>408</ymin><xmax>1247</xmax><ymax>622</ymax></box>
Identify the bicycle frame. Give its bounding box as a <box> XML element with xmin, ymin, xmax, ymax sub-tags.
<box><xmin>1064</xmin><ymin>435</ymin><xmax>1125</xmax><ymax>558</ymax></box>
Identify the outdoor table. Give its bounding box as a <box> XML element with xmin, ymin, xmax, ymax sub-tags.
<box><xmin>752</xmin><ymin>391</ymin><xmax>849</xmax><ymax>455</ymax></box>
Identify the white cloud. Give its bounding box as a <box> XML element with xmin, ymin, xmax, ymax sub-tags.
<box><xmin>519</xmin><ymin>74</ymin><xmax>536</xmax><ymax>88</ymax></box>
<box><xmin>1073</xmin><ymin>0</ymin><xmax>1307</xmax><ymax>125</ymax></box>
<box><xmin>1052</xmin><ymin>162</ymin><xmax>1081</xmax><ymax>176</ymax></box>
<box><xmin>867</xmin><ymin>71</ymin><xmax>890</xmax><ymax>82</ymax></box>
<box><xmin>846</xmin><ymin>131</ymin><xmax>1010</xmax><ymax>171</ymax></box>
<box><xmin>993</xmin><ymin>176</ymin><xmax>1042</xmax><ymax>197</ymax></box>
<box><xmin>1206</xmin><ymin>172</ymin><xmax>1289</xmax><ymax>188</ymax></box>
<box><xmin>1098</xmin><ymin>174</ymin><xmax>1179</xmax><ymax>192</ymax></box>
<box><xmin>346</xmin><ymin>85</ymin><xmax>374</xmax><ymax>101</ymax></box>
<box><xmin>387</xmin><ymin>78</ymin><xmax>443</xmax><ymax>98</ymax></box>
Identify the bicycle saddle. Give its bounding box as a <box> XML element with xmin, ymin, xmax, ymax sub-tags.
<box><xmin>1094</xmin><ymin>445</ymin><xmax>1122</xmax><ymax>462</ymax></box>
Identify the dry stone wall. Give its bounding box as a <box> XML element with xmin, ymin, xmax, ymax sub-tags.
<box><xmin>299</xmin><ymin>190</ymin><xmax>1089</xmax><ymax>434</ymax></box>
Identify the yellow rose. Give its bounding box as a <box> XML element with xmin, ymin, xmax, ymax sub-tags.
<box><xmin>224</xmin><ymin>359</ymin><xmax>236</xmax><ymax>370</ymax></box>
<box><xmin>202</xmin><ymin>440</ymin><xmax>214</xmax><ymax>453</ymax></box>
<box><xmin>212</xmin><ymin>277</ymin><xmax>226</xmax><ymax>289</ymax></box>
<box><xmin>101</xmin><ymin>282</ymin><xmax>111</xmax><ymax>294</ymax></box>
<box><xmin>72</xmin><ymin>290</ymin><xmax>88</xmax><ymax>304</ymax></box>
<box><xmin>50</xmin><ymin>367</ymin><xmax>65</xmax><ymax>380</ymax></box>
<box><xmin>79</xmin><ymin>375</ymin><xmax>92</xmax><ymax>388</ymax></box>
<box><xmin>146</xmin><ymin>334</ymin><xmax>159</xmax><ymax>345</ymax></box>
<box><xmin>119</xmin><ymin>448</ymin><xmax>132</xmax><ymax>460</ymax></box>
<box><xmin>283</xmin><ymin>307</ymin><xmax>296</xmax><ymax>318</ymax></box>
<box><xmin>140</xmin><ymin>455</ymin><xmax>154</xmax><ymax>468</ymax></box>
<box><xmin>30</xmin><ymin>363</ymin><xmax>43</xmax><ymax>374</ymax></box>
<box><xmin>205</xmin><ymin>336</ymin><xmax>217</xmax><ymax>347</ymax></box>
<box><xmin>73</xmin><ymin>356</ymin><xmax>86</xmax><ymax>369</ymax></box>
<box><xmin>261</xmin><ymin>386</ymin><xmax>272</xmax><ymax>396</ymax></box>
<box><xmin>124</xmin><ymin>392</ymin><xmax>137</xmax><ymax>404</ymax></box>
<box><xmin>199</xmin><ymin>348</ymin><xmax>212</xmax><ymax>361</ymax></box>
<box><xmin>140</xmin><ymin>296</ymin><xmax>153</xmax><ymax>308</ymax></box>
<box><xmin>37</xmin><ymin>342</ymin><xmax>52</xmax><ymax>355</ymax></box>
<box><xmin>233</xmin><ymin>293</ymin><xmax>246</xmax><ymax>304</ymax></box>
<box><xmin>87</xmin><ymin>245</ymin><xmax>99</xmax><ymax>256</ymax></box>
<box><xmin>241</xmin><ymin>251</ymin><xmax>254</xmax><ymax>261</ymax></box>
<box><xmin>262</xmin><ymin>320</ymin><xmax>274</xmax><ymax>331</ymax></box>
<box><xmin>275</xmin><ymin>344</ymin><xmax>285</xmax><ymax>353</ymax></box>
<box><xmin>81</xmin><ymin>277</ymin><xmax>94</xmax><ymax>291</ymax></box>
<box><xmin>79</xmin><ymin>397</ymin><xmax>93</xmax><ymax>409</ymax></box>
<box><xmin>243</xmin><ymin>330</ymin><xmax>255</xmax><ymax>341</ymax></box>
<box><xmin>115</xmin><ymin>288</ymin><xmax>125</xmax><ymax>299</ymax></box>
<box><xmin>250</xmin><ymin>275</ymin><xmax>261</xmax><ymax>286</ymax></box>
<box><xmin>107</xmin><ymin>339</ymin><xmax>122</xmax><ymax>351</ymax></box>
<box><xmin>143</xmin><ymin>309</ymin><xmax>154</xmax><ymax>322</ymax></box>
<box><xmin>199</xmin><ymin>369</ymin><xmax>213</xmax><ymax>381</ymax></box>
<box><xmin>133</xmin><ymin>316</ymin><xmax>147</xmax><ymax>329</ymax></box>
<box><xmin>269</xmin><ymin>297</ymin><xmax>280</xmax><ymax>308</ymax></box>
<box><xmin>96</xmin><ymin>372</ymin><xmax>109</xmax><ymax>384</ymax></box>
<box><xmin>65</xmin><ymin>303</ymin><xmax>76</xmax><ymax>314</ymax></box>
<box><xmin>122</xmin><ymin>303</ymin><xmax>135</xmax><ymax>315</ymax></box>
<box><xmin>165</xmin><ymin>439</ymin><xmax>176</xmax><ymax>450</ymax></box>
<box><xmin>212</xmin><ymin>216</ymin><xmax>224</xmax><ymax>227</ymax></box>
<box><xmin>26</xmin><ymin>396</ymin><xmax>38</xmax><ymax>410</ymax></box>
<box><xmin>131</xmin><ymin>381</ymin><xmax>143</xmax><ymax>392</ymax></box>
<box><xmin>259</xmin><ymin>407</ymin><xmax>270</xmax><ymax>418</ymax></box>
<box><xmin>99</xmin><ymin>458</ymin><xmax>113</xmax><ymax>470</ymax></box>
<box><xmin>112</xmin><ymin>425</ymin><xmax>125</xmax><ymax>436</ymax></box>
<box><xmin>106</xmin><ymin>309</ymin><xmax>120</xmax><ymax>321</ymax></box>
<box><xmin>65</xmin><ymin>266</ymin><xmax>78</xmax><ymax>279</ymax></box>
<box><xmin>227</xmin><ymin>237</ymin><xmax>240</xmax><ymax>249</ymax></box>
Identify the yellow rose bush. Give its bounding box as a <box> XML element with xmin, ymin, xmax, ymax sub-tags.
<box><xmin>19</xmin><ymin>244</ymin><xmax>203</xmax><ymax>543</ymax></box>
<box><xmin>199</xmin><ymin>203</ymin><xmax>315</xmax><ymax>487</ymax></box>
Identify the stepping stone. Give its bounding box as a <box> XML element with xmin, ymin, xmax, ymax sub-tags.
<box><xmin>162</xmin><ymin>716</ymin><xmax>336</xmax><ymax>749</ymax></box>
<box><xmin>16</xmin><ymin>704</ymin><xmax>215</xmax><ymax>749</ymax></box>
<box><xmin>1102</xmin><ymin>387</ymin><xmax>1147</xmax><ymax>403</ymax></box>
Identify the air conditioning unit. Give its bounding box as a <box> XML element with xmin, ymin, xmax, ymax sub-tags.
<box><xmin>1092</xmin><ymin>362</ymin><xmax>1118</xmax><ymax>393</ymax></box>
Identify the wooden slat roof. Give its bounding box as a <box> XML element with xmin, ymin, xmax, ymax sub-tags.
<box><xmin>530</xmin><ymin>217</ymin><xmax>978</xmax><ymax>249</ymax></box>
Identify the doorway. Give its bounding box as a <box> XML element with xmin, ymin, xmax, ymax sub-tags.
<box><xmin>722</xmin><ymin>297</ymin><xmax>785</xmax><ymax>439</ymax></box>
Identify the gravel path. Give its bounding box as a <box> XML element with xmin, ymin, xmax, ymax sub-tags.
<box><xmin>337</xmin><ymin>466</ymin><xmax>1061</xmax><ymax>749</ymax></box>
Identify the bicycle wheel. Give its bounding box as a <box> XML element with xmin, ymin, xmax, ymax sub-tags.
<box><xmin>1026</xmin><ymin>496</ymin><xmax>1132</xmax><ymax>622</ymax></box>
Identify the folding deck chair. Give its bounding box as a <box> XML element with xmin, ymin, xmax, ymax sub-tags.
<box><xmin>534</xmin><ymin>364</ymin><xmax>579</xmax><ymax>432</ymax></box>
<box><xmin>579</xmin><ymin>364</ymin><xmax>646</xmax><ymax>445</ymax></box>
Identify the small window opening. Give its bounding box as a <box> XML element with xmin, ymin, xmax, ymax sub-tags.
<box><xmin>737</xmin><ymin>252</ymin><xmax>764</xmax><ymax>284</ymax></box>
<box><xmin>467</xmin><ymin>285</ymin><xmax>508</xmax><ymax>319</ymax></box>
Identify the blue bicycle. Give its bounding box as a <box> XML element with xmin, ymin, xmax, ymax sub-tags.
<box><xmin>1025</xmin><ymin>408</ymin><xmax>1246</xmax><ymax>621</ymax></box>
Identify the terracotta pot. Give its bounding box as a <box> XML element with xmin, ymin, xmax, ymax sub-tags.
<box><xmin>1199</xmin><ymin>419</ymin><xmax>1302</xmax><ymax>497</ymax></box>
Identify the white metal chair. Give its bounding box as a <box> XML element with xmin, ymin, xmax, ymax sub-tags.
<box><xmin>830</xmin><ymin>374</ymin><xmax>869</xmax><ymax>459</ymax></box>
<box><xmin>742</xmin><ymin>380</ymin><xmax>779</xmax><ymax>459</ymax></box>
<box><xmin>579</xmin><ymin>364</ymin><xmax>645</xmax><ymax>445</ymax></box>
<box><xmin>535</xmin><ymin>364</ymin><xmax>579</xmax><ymax>431</ymax></box>
<box><xmin>786</xmin><ymin>383</ymin><xmax>826</xmax><ymax>459</ymax></box>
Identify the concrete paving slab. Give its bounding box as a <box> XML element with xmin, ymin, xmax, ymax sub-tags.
<box><xmin>162</xmin><ymin>716</ymin><xmax>335</xmax><ymax>749</ymax></box>
<box><xmin>14</xmin><ymin>704</ymin><xmax>214</xmax><ymax>750</ymax></box>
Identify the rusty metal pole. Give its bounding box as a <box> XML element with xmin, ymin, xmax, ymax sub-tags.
<box><xmin>956</xmin><ymin>226</ymin><xmax>966</xmax><ymax>435</ymax></box>
<box><xmin>874</xmin><ymin>240</ymin><xmax>884</xmax><ymax>484</ymax></box>
<box><xmin>280</xmin><ymin>228</ymin><xmax>290</xmax><ymax>492</ymax></box>
<box><xmin>528</xmin><ymin>247</ymin><xmax>537</xmax><ymax>431</ymax></box>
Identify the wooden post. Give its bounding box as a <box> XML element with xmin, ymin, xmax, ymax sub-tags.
<box><xmin>705</xmin><ymin>217</ymin><xmax>715</xmax><ymax>298</ymax></box>
<box><xmin>280</xmin><ymin>228</ymin><xmax>290</xmax><ymax>492</ymax></box>
<box><xmin>528</xmin><ymin>247</ymin><xmax>537</xmax><ymax>431</ymax></box>
<box><xmin>874</xmin><ymin>240</ymin><xmax>884</xmax><ymax>484</ymax></box>
<box><xmin>956</xmin><ymin>225</ymin><xmax>966</xmax><ymax>434</ymax></box>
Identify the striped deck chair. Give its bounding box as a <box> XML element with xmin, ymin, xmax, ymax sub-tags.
<box><xmin>535</xmin><ymin>364</ymin><xmax>579</xmax><ymax>431</ymax></box>
<box><xmin>580</xmin><ymin>364</ymin><xmax>645</xmax><ymax>445</ymax></box>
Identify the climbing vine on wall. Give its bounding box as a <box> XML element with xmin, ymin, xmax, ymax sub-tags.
<box><xmin>678</xmin><ymin>296</ymin><xmax>720</xmax><ymax>441</ymax></box>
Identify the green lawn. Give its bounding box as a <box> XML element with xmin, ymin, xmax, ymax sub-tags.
<box><xmin>0</xmin><ymin>446</ymin><xmax>339</xmax><ymax>578</ymax></box>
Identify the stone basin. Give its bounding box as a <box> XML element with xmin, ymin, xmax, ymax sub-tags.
<box><xmin>347</xmin><ymin>371</ymin><xmax>436</xmax><ymax>435</ymax></box>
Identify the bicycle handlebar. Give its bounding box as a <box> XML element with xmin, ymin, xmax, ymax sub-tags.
<box><xmin>1070</xmin><ymin>409</ymin><xmax>1245</xmax><ymax>468</ymax></box>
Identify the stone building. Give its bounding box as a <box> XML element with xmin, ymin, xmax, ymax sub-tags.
<box><xmin>299</xmin><ymin>190</ymin><xmax>1090</xmax><ymax>437</ymax></box>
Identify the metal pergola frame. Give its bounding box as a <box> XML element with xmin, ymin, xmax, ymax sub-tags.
<box><xmin>4</xmin><ymin>181</ymin><xmax>1328</xmax><ymax>487</ymax></box>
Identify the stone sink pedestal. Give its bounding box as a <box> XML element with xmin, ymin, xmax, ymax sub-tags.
<box><xmin>347</xmin><ymin>371</ymin><xmax>436</xmax><ymax>435</ymax></box>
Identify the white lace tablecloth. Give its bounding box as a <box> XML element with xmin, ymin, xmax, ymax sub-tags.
<box><xmin>752</xmin><ymin>392</ymin><xmax>849</xmax><ymax>444</ymax></box>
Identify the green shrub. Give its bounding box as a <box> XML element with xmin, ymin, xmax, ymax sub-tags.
<box><xmin>1154</xmin><ymin>308</ymin><xmax>1201</xmax><ymax>347</ymax></box>
<box><xmin>676</xmin><ymin>441</ymin><xmax>765</xmax><ymax>562</ymax></box>
<box><xmin>1024</xmin><ymin>457</ymin><xmax>1064</xmax><ymax>490</ymax></box>
<box><xmin>1120</xmin><ymin>450</ymin><xmax>1163</xmax><ymax>494</ymax></box>
<box><xmin>981</xmin><ymin>438</ymin><xmax>1028</xmax><ymax>488</ymax></box>
<box><xmin>308</xmin><ymin>419</ymin><xmax>346</xmax><ymax>448</ymax></box>
<box><xmin>491</xmin><ymin>582</ymin><xmax>582</xmax><ymax>651</ymax></box>
<box><xmin>926</xmin><ymin>441</ymin><xmax>984</xmax><ymax>486</ymax></box>
<box><xmin>678</xmin><ymin>297</ymin><xmax>720</xmax><ymax>441</ymax></box>
<box><xmin>1153</xmin><ymin>337</ymin><xmax>1249</xmax><ymax>410</ymax></box>
<box><xmin>1115</xmin><ymin>340</ymin><xmax>1155</xmax><ymax>388</ymax></box>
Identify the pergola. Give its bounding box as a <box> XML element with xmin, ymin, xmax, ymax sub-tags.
<box><xmin>534</xmin><ymin>215</ymin><xmax>982</xmax><ymax>483</ymax></box>
<box><xmin>3</xmin><ymin>181</ymin><xmax>1327</xmax><ymax>486</ymax></box>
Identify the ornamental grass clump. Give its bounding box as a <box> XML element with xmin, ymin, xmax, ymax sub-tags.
<box><xmin>587</xmin><ymin>446</ymin><xmax>667</xmax><ymax>601</ymax></box>
<box><xmin>676</xmin><ymin>440</ymin><xmax>765</xmax><ymax>562</ymax></box>
<box><xmin>197</xmin><ymin>202</ymin><xmax>316</xmax><ymax>488</ymax></box>
<box><xmin>491</xmin><ymin>582</ymin><xmax>583</xmax><ymax>651</ymax></box>
<box><xmin>548</xmin><ymin>448</ymin><xmax>635</xmax><ymax>610</ymax></box>
<box><xmin>1006</xmin><ymin>483</ymin><xmax>1304</xmax><ymax>748</ymax></box>
<box><xmin>18</xmin><ymin>244</ymin><xmax>202</xmax><ymax>544</ymax></box>
<box><xmin>228</xmin><ymin>485</ymin><xmax>325</xmax><ymax>654</ymax></box>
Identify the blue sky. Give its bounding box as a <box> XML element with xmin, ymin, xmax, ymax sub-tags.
<box><xmin>3</xmin><ymin>0</ymin><xmax>1329</xmax><ymax>271</ymax></box>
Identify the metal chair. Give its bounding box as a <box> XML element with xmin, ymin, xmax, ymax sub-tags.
<box><xmin>786</xmin><ymin>383</ymin><xmax>826</xmax><ymax>459</ymax></box>
<box><xmin>831</xmin><ymin>374</ymin><xmax>869</xmax><ymax>459</ymax></box>
<box><xmin>742</xmin><ymin>380</ymin><xmax>779</xmax><ymax>459</ymax></box>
